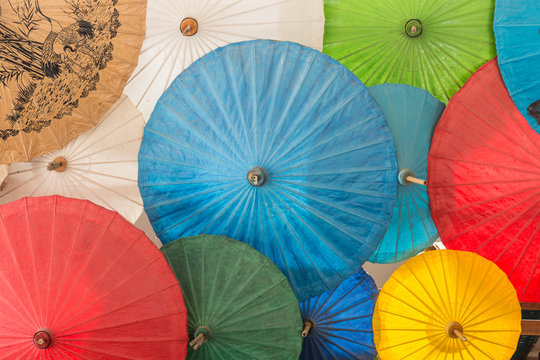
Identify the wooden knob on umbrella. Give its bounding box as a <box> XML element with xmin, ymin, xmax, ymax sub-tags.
<box><xmin>180</xmin><ymin>18</ymin><xmax>198</xmax><ymax>36</ymax></box>
<box><xmin>33</xmin><ymin>329</ymin><xmax>53</xmax><ymax>349</ymax></box>
<box><xmin>47</xmin><ymin>157</ymin><xmax>67</xmax><ymax>172</ymax></box>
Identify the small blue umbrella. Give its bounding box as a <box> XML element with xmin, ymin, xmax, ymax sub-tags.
<box><xmin>367</xmin><ymin>84</ymin><xmax>444</xmax><ymax>263</ymax></box>
<box><xmin>299</xmin><ymin>268</ymin><xmax>378</xmax><ymax>359</ymax></box>
<box><xmin>138</xmin><ymin>40</ymin><xmax>398</xmax><ymax>301</ymax></box>
<box><xmin>494</xmin><ymin>0</ymin><xmax>540</xmax><ymax>134</ymax></box>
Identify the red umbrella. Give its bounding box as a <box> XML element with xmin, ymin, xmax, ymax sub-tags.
<box><xmin>0</xmin><ymin>196</ymin><xmax>188</xmax><ymax>358</ymax></box>
<box><xmin>428</xmin><ymin>58</ymin><xmax>540</xmax><ymax>302</ymax></box>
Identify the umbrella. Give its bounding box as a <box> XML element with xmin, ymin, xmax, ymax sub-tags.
<box><xmin>373</xmin><ymin>250</ymin><xmax>521</xmax><ymax>359</ymax></box>
<box><xmin>299</xmin><ymin>268</ymin><xmax>378</xmax><ymax>359</ymax></box>
<box><xmin>138</xmin><ymin>39</ymin><xmax>398</xmax><ymax>301</ymax></box>
<box><xmin>0</xmin><ymin>95</ymin><xmax>144</xmax><ymax>223</ymax></box>
<box><xmin>123</xmin><ymin>0</ymin><xmax>324</xmax><ymax>120</ymax></box>
<box><xmin>322</xmin><ymin>0</ymin><xmax>495</xmax><ymax>104</ymax></box>
<box><xmin>494</xmin><ymin>0</ymin><xmax>540</xmax><ymax>135</ymax></box>
<box><xmin>0</xmin><ymin>195</ymin><xmax>188</xmax><ymax>358</ymax></box>
<box><xmin>0</xmin><ymin>0</ymin><xmax>145</xmax><ymax>162</ymax></box>
<box><xmin>427</xmin><ymin>58</ymin><xmax>540</xmax><ymax>302</ymax></box>
<box><xmin>367</xmin><ymin>84</ymin><xmax>444</xmax><ymax>263</ymax></box>
<box><xmin>161</xmin><ymin>234</ymin><xmax>302</xmax><ymax>360</ymax></box>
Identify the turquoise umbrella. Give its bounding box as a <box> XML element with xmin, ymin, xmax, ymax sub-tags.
<box><xmin>367</xmin><ymin>84</ymin><xmax>444</xmax><ymax>263</ymax></box>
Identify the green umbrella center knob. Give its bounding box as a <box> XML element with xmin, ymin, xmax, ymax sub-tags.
<box><xmin>33</xmin><ymin>329</ymin><xmax>53</xmax><ymax>349</ymax></box>
<box><xmin>247</xmin><ymin>167</ymin><xmax>267</xmax><ymax>187</ymax></box>
<box><xmin>405</xmin><ymin>19</ymin><xmax>423</xmax><ymax>37</ymax></box>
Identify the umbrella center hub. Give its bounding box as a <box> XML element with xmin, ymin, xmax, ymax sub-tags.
<box><xmin>33</xmin><ymin>329</ymin><xmax>53</xmax><ymax>349</ymax></box>
<box><xmin>405</xmin><ymin>19</ymin><xmax>423</xmax><ymax>37</ymax></box>
<box><xmin>47</xmin><ymin>157</ymin><xmax>68</xmax><ymax>172</ymax></box>
<box><xmin>301</xmin><ymin>319</ymin><xmax>315</xmax><ymax>337</ymax></box>
<box><xmin>180</xmin><ymin>18</ymin><xmax>198</xmax><ymax>36</ymax></box>
<box><xmin>398</xmin><ymin>168</ymin><xmax>415</xmax><ymax>185</ymax></box>
<box><xmin>194</xmin><ymin>325</ymin><xmax>212</xmax><ymax>340</ymax></box>
<box><xmin>247</xmin><ymin>167</ymin><xmax>267</xmax><ymax>187</ymax></box>
<box><xmin>446</xmin><ymin>321</ymin><xmax>464</xmax><ymax>338</ymax></box>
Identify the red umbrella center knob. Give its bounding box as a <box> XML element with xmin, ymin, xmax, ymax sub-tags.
<box><xmin>405</xmin><ymin>19</ymin><xmax>423</xmax><ymax>37</ymax></box>
<box><xmin>180</xmin><ymin>18</ymin><xmax>198</xmax><ymax>36</ymax></box>
<box><xmin>33</xmin><ymin>329</ymin><xmax>53</xmax><ymax>349</ymax></box>
<box><xmin>247</xmin><ymin>167</ymin><xmax>267</xmax><ymax>187</ymax></box>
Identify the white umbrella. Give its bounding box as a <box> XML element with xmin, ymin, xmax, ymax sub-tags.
<box><xmin>124</xmin><ymin>0</ymin><xmax>324</xmax><ymax>119</ymax></box>
<box><xmin>0</xmin><ymin>95</ymin><xmax>144</xmax><ymax>223</ymax></box>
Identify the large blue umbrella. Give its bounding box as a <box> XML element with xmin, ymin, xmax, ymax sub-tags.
<box><xmin>299</xmin><ymin>268</ymin><xmax>378</xmax><ymax>359</ymax></box>
<box><xmin>138</xmin><ymin>40</ymin><xmax>398</xmax><ymax>301</ymax></box>
<box><xmin>494</xmin><ymin>0</ymin><xmax>540</xmax><ymax>134</ymax></box>
<box><xmin>367</xmin><ymin>84</ymin><xmax>444</xmax><ymax>263</ymax></box>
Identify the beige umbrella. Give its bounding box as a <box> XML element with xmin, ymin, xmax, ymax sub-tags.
<box><xmin>124</xmin><ymin>0</ymin><xmax>324</xmax><ymax>119</ymax></box>
<box><xmin>0</xmin><ymin>95</ymin><xmax>144</xmax><ymax>223</ymax></box>
<box><xmin>0</xmin><ymin>0</ymin><xmax>146</xmax><ymax>162</ymax></box>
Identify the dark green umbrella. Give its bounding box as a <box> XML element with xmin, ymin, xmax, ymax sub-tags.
<box><xmin>161</xmin><ymin>234</ymin><xmax>303</xmax><ymax>359</ymax></box>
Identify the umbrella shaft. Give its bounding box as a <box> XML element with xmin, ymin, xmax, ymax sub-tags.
<box><xmin>406</xmin><ymin>176</ymin><xmax>426</xmax><ymax>186</ymax></box>
<box><xmin>189</xmin><ymin>333</ymin><xmax>205</xmax><ymax>350</ymax></box>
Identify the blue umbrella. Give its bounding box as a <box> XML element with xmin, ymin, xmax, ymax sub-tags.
<box><xmin>299</xmin><ymin>268</ymin><xmax>378</xmax><ymax>359</ymax></box>
<box><xmin>138</xmin><ymin>40</ymin><xmax>398</xmax><ymax>301</ymax></box>
<box><xmin>367</xmin><ymin>84</ymin><xmax>444</xmax><ymax>263</ymax></box>
<box><xmin>494</xmin><ymin>0</ymin><xmax>540</xmax><ymax>134</ymax></box>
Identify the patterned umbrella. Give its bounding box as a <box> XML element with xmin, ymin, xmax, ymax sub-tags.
<box><xmin>0</xmin><ymin>196</ymin><xmax>188</xmax><ymax>358</ymax></box>
<box><xmin>299</xmin><ymin>268</ymin><xmax>378</xmax><ymax>359</ymax></box>
<box><xmin>0</xmin><ymin>0</ymin><xmax>145</xmax><ymax>162</ymax></box>
<box><xmin>161</xmin><ymin>234</ymin><xmax>302</xmax><ymax>360</ymax></box>
<box><xmin>124</xmin><ymin>0</ymin><xmax>324</xmax><ymax>119</ymax></box>
<box><xmin>323</xmin><ymin>0</ymin><xmax>495</xmax><ymax>103</ymax></box>
<box><xmin>138</xmin><ymin>40</ymin><xmax>398</xmax><ymax>301</ymax></box>
<box><xmin>367</xmin><ymin>84</ymin><xmax>444</xmax><ymax>263</ymax></box>
<box><xmin>427</xmin><ymin>58</ymin><xmax>540</xmax><ymax>302</ymax></box>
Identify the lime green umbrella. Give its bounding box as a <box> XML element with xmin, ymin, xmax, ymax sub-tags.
<box><xmin>161</xmin><ymin>235</ymin><xmax>303</xmax><ymax>359</ymax></box>
<box><xmin>323</xmin><ymin>0</ymin><xmax>495</xmax><ymax>103</ymax></box>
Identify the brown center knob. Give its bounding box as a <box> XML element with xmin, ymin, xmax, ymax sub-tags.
<box><xmin>47</xmin><ymin>157</ymin><xmax>67</xmax><ymax>172</ymax></box>
<box><xmin>180</xmin><ymin>18</ymin><xmax>198</xmax><ymax>36</ymax></box>
<box><xmin>33</xmin><ymin>329</ymin><xmax>53</xmax><ymax>349</ymax></box>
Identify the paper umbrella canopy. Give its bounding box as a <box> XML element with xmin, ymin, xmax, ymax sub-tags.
<box><xmin>0</xmin><ymin>96</ymin><xmax>144</xmax><ymax>223</ymax></box>
<box><xmin>161</xmin><ymin>234</ymin><xmax>303</xmax><ymax>360</ymax></box>
<box><xmin>367</xmin><ymin>84</ymin><xmax>444</xmax><ymax>263</ymax></box>
<box><xmin>138</xmin><ymin>39</ymin><xmax>398</xmax><ymax>301</ymax></box>
<box><xmin>373</xmin><ymin>250</ymin><xmax>521</xmax><ymax>359</ymax></box>
<box><xmin>299</xmin><ymin>268</ymin><xmax>379</xmax><ymax>359</ymax></box>
<box><xmin>124</xmin><ymin>0</ymin><xmax>324</xmax><ymax>119</ymax></box>
<box><xmin>494</xmin><ymin>0</ymin><xmax>540</xmax><ymax>135</ymax></box>
<box><xmin>0</xmin><ymin>0</ymin><xmax>145</xmax><ymax>162</ymax></box>
<box><xmin>0</xmin><ymin>196</ymin><xmax>188</xmax><ymax>358</ymax></box>
<box><xmin>428</xmin><ymin>58</ymin><xmax>540</xmax><ymax>302</ymax></box>
<box><xmin>322</xmin><ymin>0</ymin><xmax>496</xmax><ymax>104</ymax></box>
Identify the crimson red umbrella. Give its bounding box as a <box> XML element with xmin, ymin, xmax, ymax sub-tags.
<box><xmin>428</xmin><ymin>58</ymin><xmax>540</xmax><ymax>302</ymax></box>
<box><xmin>0</xmin><ymin>196</ymin><xmax>188</xmax><ymax>358</ymax></box>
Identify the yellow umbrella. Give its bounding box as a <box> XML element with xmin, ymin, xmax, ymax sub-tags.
<box><xmin>0</xmin><ymin>0</ymin><xmax>146</xmax><ymax>162</ymax></box>
<box><xmin>373</xmin><ymin>250</ymin><xmax>521</xmax><ymax>359</ymax></box>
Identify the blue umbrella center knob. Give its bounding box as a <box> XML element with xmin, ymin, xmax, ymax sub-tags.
<box><xmin>247</xmin><ymin>167</ymin><xmax>267</xmax><ymax>187</ymax></box>
<box><xmin>33</xmin><ymin>329</ymin><xmax>53</xmax><ymax>349</ymax></box>
<box><xmin>405</xmin><ymin>19</ymin><xmax>423</xmax><ymax>37</ymax></box>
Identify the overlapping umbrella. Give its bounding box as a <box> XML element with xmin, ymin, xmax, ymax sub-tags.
<box><xmin>367</xmin><ymin>84</ymin><xmax>444</xmax><ymax>263</ymax></box>
<box><xmin>373</xmin><ymin>250</ymin><xmax>521</xmax><ymax>359</ymax></box>
<box><xmin>0</xmin><ymin>0</ymin><xmax>146</xmax><ymax>162</ymax></box>
<box><xmin>124</xmin><ymin>0</ymin><xmax>324</xmax><ymax>119</ymax></box>
<box><xmin>428</xmin><ymin>58</ymin><xmax>540</xmax><ymax>302</ymax></box>
<box><xmin>161</xmin><ymin>234</ymin><xmax>302</xmax><ymax>360</ymax></box>
<box><xmin>494</xmin><ymin>0</ymin><xmax>540</xmax><ymax>134</ymax></box>
<box><xmin>0</xmin><ymin>95</ymin><xmax>144</xmax><ymax>223</ymax></box>
<box><xmin>299</xmin><ymin>268</ymin><xmax>378</xmax><ymax>359</ymax></box>
<box><xmin>323</xmin><ymin>0</ymin><xmax>495</xmax><ymax>103</ymax></box>
<box><xmin>138</xmin><ymin>39</ymin><xmax>398</xmax><ymax>301</ymax></box>
<box><xmin>0</xmin><ymin>195</ymin><xmax>188</xmax><ymax>358</ymax></box>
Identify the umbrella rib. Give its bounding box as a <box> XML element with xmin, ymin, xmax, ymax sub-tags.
<box><xmin>45</xmin><ymin>197</ymin><xmax>58</xmax><ymax>324</ymax></box>
<box><xmin>203</xmin><ymin>0</ymin><xmax>291</xmax><ymax>25</ymax></box>
<box><xmin>175</xmin><ymin>240</ymin><xmax>201</xmax><ymax>325</ymax></box>
<box><xmin>520</xmin><ymin>223</ymin><xmax>540</xmax><ymax>300</ymax></box>
<box><xmin>315</xmin><ymin>329</ymin><xmax>376</xmax><ymax>356</ymax></box>
<box><xmin>315</xmin><ymin>281</ymin><xmax>371</xmax><ymax>322</ymax></box>
<box><xmin>409</xmin><ymin>186</ymin><xmax>435</xmax><ymax>247</ymax></box>
<box><xmin>154</xmin><ymin>183</ymin><xmax>245</xmax><ymax>237</ymax></box>
<box><xmin>274</xmin><ymin>179</ymin><xmax>395</xmax><ymax>199</ymax></box>
<box><xmin>420</xmin><ymin>253</ymin><xmax>454</xmax><ymax>321</ymax></box>
<box><xmin>377</xmin><ymin>331</ymin><xmax>447</xmax><ymax>352</ymax></box>
<box><xmin>22</xmin><ymin>199</ymin><xmax>43</xmax><ymax>324</ymax></box>
<box><xmin>68</xmin><ymin>136</ymin><xmax>141</xmax><ymax>163</ymax></box>
<box><xmin>268</xmin><ymin>184</ymin><xmax>371</xmax><ymax>264</ymax></box>
<box><xmin>377</xmin><ymin>294</ymin><xmax>444</xmax><ymax>327</ymax></box>
<box><xmin>138</xmin><ymin>155</ymin><xmax>240</xmax><ymax>174</ymax></box>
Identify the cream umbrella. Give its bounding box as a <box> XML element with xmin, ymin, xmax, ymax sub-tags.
<box><xmin>124</xmin><ymin>0</ymin><xmax>324</xmax><ymax>119</ymax></box>
<box><xmin>0</xmin><ymin>95</ymin><xmax>144</xmax><ymax>223</ymax></box>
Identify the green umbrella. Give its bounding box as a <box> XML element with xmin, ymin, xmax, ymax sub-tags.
<box><xmin>323</xmin><ymin>0</ymin><xmax>495</xmax><ymax>103</ymax></box>
<box><xmin>161</xmin><ymin>234</ymin><xmax>303</xmax><ymax>359</ymax></box>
